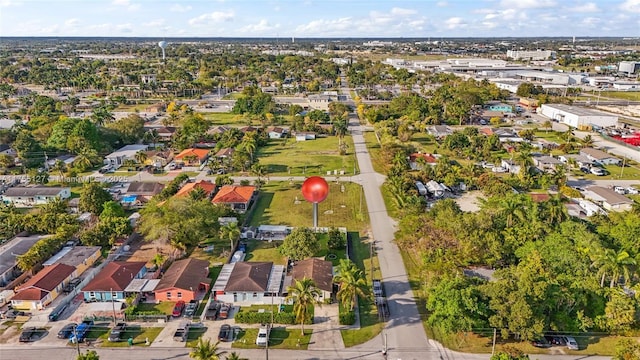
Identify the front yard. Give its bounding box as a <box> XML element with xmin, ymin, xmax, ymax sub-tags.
<box><xmin>232</xmin><ymin>327</ymin><xmax>312</xmax><ymax>350</ymax></box>
<box><xmin>99</xmin><ymin>326</ymin><xmax>163</xmax><ymax>347</ymax></box>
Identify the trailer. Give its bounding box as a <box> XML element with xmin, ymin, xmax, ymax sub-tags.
<box><xmin>415</xmin><ymin>181</ymin><xmax>427</xmax><ymax>196</ymax></box>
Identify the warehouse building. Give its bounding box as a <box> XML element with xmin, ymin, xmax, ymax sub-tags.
<box><xmin>540</xmin><ymin>104</ymin><xmax>618</xmax><ymax>129</ymax></box>
<box><xmin>506</xmin><ymin>50</ymin><xmax>556</xmax><ymax>61</ymax></box>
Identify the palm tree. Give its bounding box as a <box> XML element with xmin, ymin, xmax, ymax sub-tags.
<box><xmin>581</xmin><ymin>135</ymin><xmax>594</xmax><ymax>148</ymax></box>
<box><xmin>544</xmin><ymin>194</ymin><xmax>567</xmax><ymax>225</ymax></box>
<box><xmin>591</xmin><ymin>248</ymin><xmax>637</xmax><ymax>288</ymax></box>
<box><xmin>51</xmin><ymin>159</ymin><xmax>67</xmax><ymax>180</ymax></box>
<box><xmin>225</xmin><ymin>353</ymin><xmax>246</xmax><ymax>360</ymax></box>
<box><xmin>499</xmin><ymin>195</ymin><xmax>526</xmax><ymax>228</ymax></box>
<box><xmin>240</xmin><ymin>133</ymin><xmax>257</xmax><ymax>162</ymax></box>
<box><xmin>333</xmin><ymin>259</ymin><xmax>369</xmax><ymax>311</ymax></box>
<box><xmin>189</xmin><ymin>338</ymin><xmax>225</xmax><ymax>360</ymax></box>
<box><xmin>285</xmin><ymin>278</ymin><xmax>321</xmax><ymax>336</ymax></box>
<box><xmin>250</xmin><ymin>163</ymin><xmax>267</xmax><ymax>185</ymax></box>
<box><xmin>219</xmin><ymin>222</ymin><xmax>241</xmax><ymax>252</ymax></box>
<box><xmin>135</xmin><ymin>151</ymin><xmax>148</xmax><ymax>165</ymax></box>
<box><xmin>333</xmin><ymin>116</ymin><xmax>348</xmax><ymax>145</ymax></box>
<box><xmin>543</xmin><ymin>120</ymin><xmax>552</xmax><ymax>133</ymax></box>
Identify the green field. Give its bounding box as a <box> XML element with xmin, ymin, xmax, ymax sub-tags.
<box><xmin>201</xmin><ymin>112</ymin><xmax>247</xmax><ymax>125</ymax></box>
<box><xmin>248</xmin><ymin>181</ymin><xmax>368</xmax><ymax>231</ymax></box>
<box><xmin>592</xmin><ymin>91</ymin><xmax>640</xmax><ymax>102</ymax></box>
<box><xmin>256</xmin><ymin>136</ymin><xmax>357</xmax><ymax>177</ymax></box>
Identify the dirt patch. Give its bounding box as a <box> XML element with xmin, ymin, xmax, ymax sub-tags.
<box><xmin>121</xmin><ymin>239</ymin><xmax>174</xmax><ymax>264</ymax></box>
<box><xmin>454</xmin><ymin>191</ymin><xmax>485</xmax><ymax>212</ymax></box>
<box><xmin>0</xmin><ymin>322</ymin><xmax>20</xmax><ymax>344</ymax></box>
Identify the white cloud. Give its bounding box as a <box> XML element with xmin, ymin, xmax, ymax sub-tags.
<box><xmin>111</xmin><ymin>0</ymin><xmax>140</xmax><ymax>11</ymax></box>
<box><xmin>436</xmin><ymin>1</ymin><xmax>448</xmax><ymax>7</ymax></box>
<box><xmin>0</xmin><ymin>0</ymin><xmax>21</xmax><ymax>7</ymax></box>
<box><xmin>619</xmin><ymin>0</ymin><xmax>640</xmax><ymax>13</ymax></box>
<box><xmin>170</xmin><ymin>4</ymin><xmax>192</xmax><ymax>13</ymax></box>
<box><xmin>390</xmin><ymin>7</ymin><xmax>417</xmax><ymax>16</ymax></box>
<box><xmin>444</xmin><ymin>17</ymin><xmax>467</xmax><ymax>29</ymax></box>
<box><xmin>570</xmin><ymin>2</ymin><xmax>599</xmax><ymax>12</ymax></box>
<box><xmin>64</xmin><ymin>18</ymin><xmax>79</xmax><ymax>27</ymax></box>
<box><xmin>581</xmin><ymin>17</ymin><xmax>601</xmax><ymax>26</ymax></box>
<box><xmin>116</xmin><ymin>23</ymin><xmax>133</xmax><ymax>33</ymax></box>
<box><xmin>295</xmin><ymin>17</ymin><xmax>353</xmax><ymax>35</ymax></box>
<box><xmin>499</xmin><ymin>0</ymin><xmax>557</xmax><ymax>9</ymax></box>
<box><xmin>143</xmin><ymin>19</ymin><xmax>166</xmax><ymax>28</ymax></box>
<box><xmin>239</xmin><ymin>19</ymin><xmax>280</xmax><ymax>33</ymax></box>
<box><xmin>189</xmin><ymin>11</ymin><xmax>235</xmax><ymax>26</ymax></box>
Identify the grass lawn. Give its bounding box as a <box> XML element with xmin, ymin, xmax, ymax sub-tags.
<box><xmin>569</xmin><ymin>163</ymin><xmax>640</xmax><ymax>181</ymax></box>
<box><xmin>85</xmin><ymin>323</ymin><xmax>110</xmax><ymax>341</ymax></box>
<box><xmin>248</xmin><ymin>181</ymin><xmax>369</xmax><ymax>231</ymax></box>
<box><xmin>363</xmin><ymin>131</ymin><xmax>385</xmax><ymax>174</ymax></box>
<box><xmin>100</xmin><ymin>326</ymin><xmax>163</xmax><ymax>347</ymax></box>
<box><xmin>185</xmin><ymin>325</ymin><xmax>208</xmax><ymax>347</ymax></box>
<box><xmin>340</xmin><ymin>232</ymin><xmax>384</xmax><ymax>347</ymax></box>
<box><xmin>257</xmin><ymin>136</ymin><xmax>357</xmax><ymax>177</ymax></box>
<box><xmin>243</xmin><ymin>239</ymin><xmax>287</xmax><ymax>265</ymax></box>
<box><xmin>315</xmin><ymin>233</ymin><xmax>348</xmax><ymax>266</ymax></box>
<box><xmin>593</xmin><ymin>91</ymin><xmax>640</xmax><ymax>102</ymax></box>
<box><xmin>134</xmin><ymin>302</ymin><xmax>175</xmax><ymax>315</ymax></box>
<box><xmin>201</xmin><ymin>112</ymin><xmax>246</xmax><ymax>125</ymax></box>
<box><xmin>232</xmin><ymin>327</ymin><xmax>312</xmax><ymax>350</ymax></box>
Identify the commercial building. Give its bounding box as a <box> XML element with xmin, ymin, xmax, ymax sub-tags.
<box><xmin>618</xmin><ymin>61</ymin><xmax>640</xmax><ymax>76</ymax></box>
<box><xmin>540</xmin><ymin>104</ymin><xmax>618</xmax><ymax>129</ymax></box>
<box><xmin>507</xmin><ymin>50</ymin><xmax>556</xmax><ymax>61</ymax></box>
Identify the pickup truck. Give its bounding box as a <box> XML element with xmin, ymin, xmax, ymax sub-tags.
<box><xmin>70</xmin><ymin>320</ymin><xmax>93</xmax><ymax>343</ymax></box>
<box><xmin>205</xmin><ymin>301</ymin><xmax>221</xmax><ymax>320</ymax></box>
<box><xmin>173</xmin><ymin>321</ymin><xmax>190</xmax><ymax>342</ymax></box>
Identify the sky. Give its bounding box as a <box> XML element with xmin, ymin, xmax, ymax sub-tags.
<box><xmin>0</xmin><ymin>0</ymin><xmax>639</xmax><ymax>38</ymax></box>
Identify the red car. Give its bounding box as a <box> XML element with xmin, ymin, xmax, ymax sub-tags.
<box><xmin>172</xmin><ymin>301</ymin><xmax>186</xmax><ymax>317</ymax></box>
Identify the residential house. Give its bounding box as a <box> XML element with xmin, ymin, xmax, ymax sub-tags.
<box><xmin>207</xmin><ymin>126</ymin><xmax>231</xmax><ymax>136</ymax></box>
<box><xmin>291</xmin><ymin>258</ymin><xmax>333</xmax><ymax>301</ymax></box>
<box><xmin>408</xmin><ymin>153</ymin><xmax>438</xmax><ymax>170</ymax></box>
<box><xmin>42</xmin><ymin>246</ymin><xmax>101</xmax><ymax>277</ymax></box>
<box><xmin>154</xmin><ymin>258</ymin><xmax>211</xmax><ymax>303</ymax></box>
<box><xmin>82</xmin><ymin>261</ymin><xmax>147</xmax><ymax>302</ymax></box>
<box><xmin>533</xmin><ymin>155</ymin><xmax>563</xmax><ymax>172</ymax></box>
<box><xmin>501</xmin><ymin>159</ymin><xmax>522</xmax><ymax>173</ymax></box>
<box><xmin>580</xmin><ymin>148</ymin><xmax>621</xmax><ymax>165</ymax></box>
<box><xmin>0</xmin><ymin>144</ymin><xmax>14</xmax><ymax>156</ymax></box>
<box><xmin>480</xmin><ymin>110</ymin><xmax>506</xmax><ymax>122</ymax></box>
<box><xmin>11</xmin><ymin>264</ymin><xmax>75</xmax><ymax>311</ymax></box>
<box><xmin>212</xmin><ymin>185</ymin><xmax>256</xmax><ymax>213</ymax></box>
<box><xmin>45</xmin><ymin>155</ymin><xmax>76</xmax><ymax>168</ymax></box>
<box><xmin>558</xmin><ymin>154</ymin><xmax>594</xmax><ymax>168</ymax></box>
<box><xmin>2</xmin><ymin>186</ymin><xmax>71</xmax><ymax>207</ymax></box>
<box><xmin>427</xmin><ymin>125</ymin><xmax>453</xmax><ymax>139</ymax></box>
<box><xmin>104</xmin><ymin>144</ymin><xmax>149</xmax><ymax>169</ymax></box>
<box><xmin>212</xmin><ymin>262</ymin><xmax>285</xmax><ymax>304</ymax></box>
<box><xmin>239</xmin><ymin>126</ymin><xmax>258</xmax><ymax>133</ymax></box>
<box><xmin>0</xmin><ymin>235</ymin><xmax>47</xmax><ymax>287</ymax></box>
<box><xmin>214</xmin><ymin>148</ymin><xmax>235</xmax><ymax>160</ymax></box>
<box><xmin>295</xmin><ymin>132</ymin><xmax>317</xmax><ymax>141</ymax></box>
<box><xmin>174</xmin><ymin>148</ymin><xmax>210</xmax><ymax>166</ymax></box>
<box><xmin>143</xmin><ymin>126</ymin><xmax>176</xmax><ymax>142</ymax></box>
<box><xmin>267</xmin><ymin>127</ymin><xmax>288</xmax><ymax>139</ymax></box>
<box><xmin>175</xmin><ymin>180</ymin><xmax>216</xmax><ymax>198</ymax></box>
<box><xmin>307</xmin><ymin>94</ymin><xmax>333</xmax><ymax>111</ymax></box>
<box><xmin>144</xmin><ymin>150</ymin><xmax>172</xmax><ymax>168</ymax></box>
<box><xmin>584</xmin><ymin>186</ymin><xmax>634</xmax><ymax>212</ymax></box>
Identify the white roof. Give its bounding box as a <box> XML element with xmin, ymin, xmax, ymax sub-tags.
<box><xmin>106</xmin><ymin>144</ymin><xmax>149</xmax><ymax>159</ymax></box>
<box><xmin>258</xmin><ymin>225</ymin><xmax>291</xmax><ymax>232</ymax></box>
<box><xmin>213</xmin><ymin>263</ymin><xmax>235</xmax><ymax>291</ymax></box>
<box><xmin>267</xmin><ymin>265</ymin><xmax>285</xmax><ymax>293</ymax></box>
<box><xmin>43</xmin><ymin>246</ymin><xmax>73</xmax><ymax>266</ymax></box>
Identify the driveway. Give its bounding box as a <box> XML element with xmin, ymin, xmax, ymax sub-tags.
<box><xmin>308</xmin><ymin>304</ymin><xmax>344</xmax><ymax>351</ymax></box>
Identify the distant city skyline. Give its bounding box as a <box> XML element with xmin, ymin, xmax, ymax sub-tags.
<box><xmin>0</xmin><ymin>0</ymin><xmax>639</xmax><ymax>38</ymax></box>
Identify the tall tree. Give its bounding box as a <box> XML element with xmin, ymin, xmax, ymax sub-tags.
<box><xmin>333</xmin><ymin>259</ymin><xmax>369</xmax><ymax>311</ymax></box>
<box><xmin>78</xmin><ymin>182</ymin><xmax>112</xmax><ymax>215</ymax></box>
<box><xmin>285</xmin><ymin>278</ymin><xmax>321</xmax><ymax>336</ymax></box>
<box><xmin>219</xmin><ymin>222</ymin><xmax>241</xmax><ymax>252</ymax></box>
<box><xmin>591</xmin><ymin>248</ymin><xmax>637</xmax><ymax>288</ymax></box>
<box><xmin>279</xmin><ymin>227</ymin><xmax>320</xmax><ymax>261</ymax></box>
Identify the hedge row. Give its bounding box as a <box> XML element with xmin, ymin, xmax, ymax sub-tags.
<box><xmin>234</xmin><ymin>311</ymin><xmax>312</xmax><ymax>325</ymax></box>
<box><xmin>339</xmin><ymin>311</ymin><xmax>356</xmax><ymax>325</ymax></box>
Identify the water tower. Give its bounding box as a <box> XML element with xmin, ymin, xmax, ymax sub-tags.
<box><xmin>158</xmin><ymin>41</ymin><xmax>167</xmax><ymax>61</ymax></box>
<box><xmin>301</xmin><ymin>176</ymin><xmax>329</xmax><ymax>228</ymax></box>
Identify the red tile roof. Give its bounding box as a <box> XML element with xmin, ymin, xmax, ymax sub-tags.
<box><xmin>15</xmin><ymin>263</ymin><xmax>75</xmax><ymax>293</ymax></box>
<box><xmin>175</xmin><ymin>180</ymin><xmax>216</xmax><ymax>197</ymax></box>
<box><xmin>212</xmin><ymin>185</ymin><xmax>255</xmax><ymax>204</ymax></box>
<box><xmin>409</xmin><ymin>153</ymin><xmax>437</xmax><ymax>164</ymax></box>
<box><xmin>11</xmin><ymin>288</ymin><xmax>48</xmax><ymax>301</ymax></box>
<box><xmin>175</xmin><ymin>148</ymin><xmax>210</xmax><ymax>161</ymax></box>
<box><xmin>82</xmin><ymin>261</ymin><xmax>146</xmax><ymax>292</ymax></box>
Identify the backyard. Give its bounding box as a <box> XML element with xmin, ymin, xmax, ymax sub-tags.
<box><xmin>256</xmin><ymin>136</ymin><xmax>358</xmax><ymax>177</ymax></box>
<box><xmin>248</xmin><ymin>181</ymin><xmax>369</xmax><ymax>231</ymax></box>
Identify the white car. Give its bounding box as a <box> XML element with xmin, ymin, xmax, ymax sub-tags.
<box><xmin>565</xmin><ymin>336</ymin><xmax>579</xmax><ymax>350</ymax></box>
<box><xmin>590</xmin><ymin>167</ymin><xmax>606</xmax><ymax>176</ymax></box>
<box><xmin>614</xmin><ymin>186</ymin><xmax>626</xmax><ymax>195</ymax></box>
<box><xmin>256</xmin><ymin>324</ymin><xmax>270</xmax><ymax>346</ymax></box>
<box><xmin>627</xmin><ymin>187</ymin><xmax>639</xmax><ymax>195</ymax></box>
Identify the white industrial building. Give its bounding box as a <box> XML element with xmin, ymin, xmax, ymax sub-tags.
<box><xmin>612</xmin><ymin>81</ymin><xmax>640</xmax><ymax>91</ymax></box>
<box><xmin>506</xmin><ymin>50</ymin><xmax>556</xmax><ymax>61</ymax></box>
<box><xmin>540</xmin><ymin>104</ymin><xmax>618</xmax><ymax>128</ymax></box>
<box><xmin>618</xmin><ymin>61</ymin><xmax>640</xmax><ymax>76</ymax></box>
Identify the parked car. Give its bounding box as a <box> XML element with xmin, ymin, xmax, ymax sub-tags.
<box><xmin>184</xmin><ymin>300</ymin><xmax>198</xmax><ymax>317</ymax></box>
<box><xmin>580</xmin><ymin>167</ymin><xmax>590</xmax><ymax>174</ymax></box>
<box><xmin>2</xmin><ymin>309</ymin><xmax>26</xmax><ymax>319</ymax></box>
<box><xmin>172</xmin><ymin>301</ymin><xmax>186</xmax><ymax>317</ymax></box>
<box><xmin>565</xmin><ymin>336</ymin><xmax>579</xmax><ymax>350</ymax></box>
<box><xmin>108</xmin><ymin>322</ymin><xmax>127</xmax><ymax>342</ymax></box>
<box><xmin>531</xmin><ymin>338</ymin><xmax>551</xmax><ymax>348</ymax></box>
<box><xmin>205</xmin><ymin>301</ymin><xmax>221</xmax><ymax>320</ymax></box>
<box><xmin>545</xmin><ymin>335</ymin><xmax>566</xmax><ymax>346</ymax></box>
<box><xmin>256</xmin><ymin>324</ymin><xmax>270</xmax><ymax>346</ymax></box>
<box><xmin>590</xmin><ymin>167</ymin><xmax>606</xmax><ymax>176</ymax></box>
<box><xmin>20</xmin><ymin>327</ymin><xmax>46</xmax><ymax>342</ymax></box>
<box><xmin>614</xmin><ymin>186</ymin><xmax>626</xmax><ymax>195</ymax></box>
<box><xmin>218</xmin><ymin>324</ymin><xmax>231</xmax><ymax>342</ymax></box>
<box><xmin>627</xmin><ymin>187</ymin><xmax>639</xmax><ymax>195</ymax></box>
<box><xmin>57</xmin><ymin>323</ymin><xmax>77</xmax><ymax>339</ymax></box>
<box><xmin>173</xmin><ymin>321</ymin><xmax>190</xmax><ymax>342</ymax></box>
<box><xmin>218</xmin><ymin>304</ymin><xmax>230</xmax><ymax>320</ymax></box>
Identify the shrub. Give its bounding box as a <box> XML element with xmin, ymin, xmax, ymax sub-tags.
<box><xmin>339</xmin><ymin>311</ymin><xmax>356</xmax><ymax>325</ymax></box>
<box><xmin>234</xmin><ymin>310</ymin><xmax>311</xmax><ymax>325</ymax></box>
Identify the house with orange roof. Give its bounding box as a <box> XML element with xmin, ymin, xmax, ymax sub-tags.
<box><xmin>11</xmin><ymin>263</ymin><xmax>75</xmax><ymax>310</ymax></box>
<box><xmin>174</xmin><ymin>148</ymin><xmax>210</xmax><ymax>166</ymax></box>
<box><xmin>175</xmin><ymin>180</ymin><xmax>217</xmax><ymax>198</ymax></box>
<box><xmin>211</xmin><ymin>185</ymin><xmax>256</xmax><ymax>213</ymax></box>
<box><xmin>408</xmin><ymin>153</ymin><xmax>438</xmax><ymax>170</ymax></box>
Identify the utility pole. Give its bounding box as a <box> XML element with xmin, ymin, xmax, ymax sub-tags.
<box><xmin>266</xmin><ymin>295</ymin><xmax>274</xmax><ymax>360</ymax></box>
<box><xmin>73</xmin><ymin>324</ymin><xmax>80</xmax><ymax>357</ymax></box>
<box><xmin>111</xmin><ymin>288</ymin><xmax>117</xmax><ymax>324</ymax></box>
<box><xmin>492</xmin><ymin>328</ymin><xmax>497</xmax><ymax>356</ymax></box>
<box><xmin>620</xmin><ymin>155</ymin><xmax>626</xmax><ymax>178</ymax></box>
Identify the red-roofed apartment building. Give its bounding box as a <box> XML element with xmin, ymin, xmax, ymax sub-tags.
<box><xmin>175</xmin><ymin>180</ymin><xmax>216</xmax><ymax>198</ymax></box>
<box><xmin>154</xmin><ymin>258</ymin><xmax>211</xmax><ymax>302</ymax></box>
<box><xmin>174</xmin><ymin>148</ymin><xmax>210</xmax><ymax>166</ymax></box>
<box><xmin>211</xmin><ymin>185</ymin><xmax>256</xmax><ymax>213</ymax></box>
<box><xmin>82</xmin><ymin>261</ymin><xmax>147</xmax><ymax>302</ymax></box>
<box><xmin>11</xmin><ymin>263</ymin><xmax>75</xmax><ymax>310</ymax></box>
